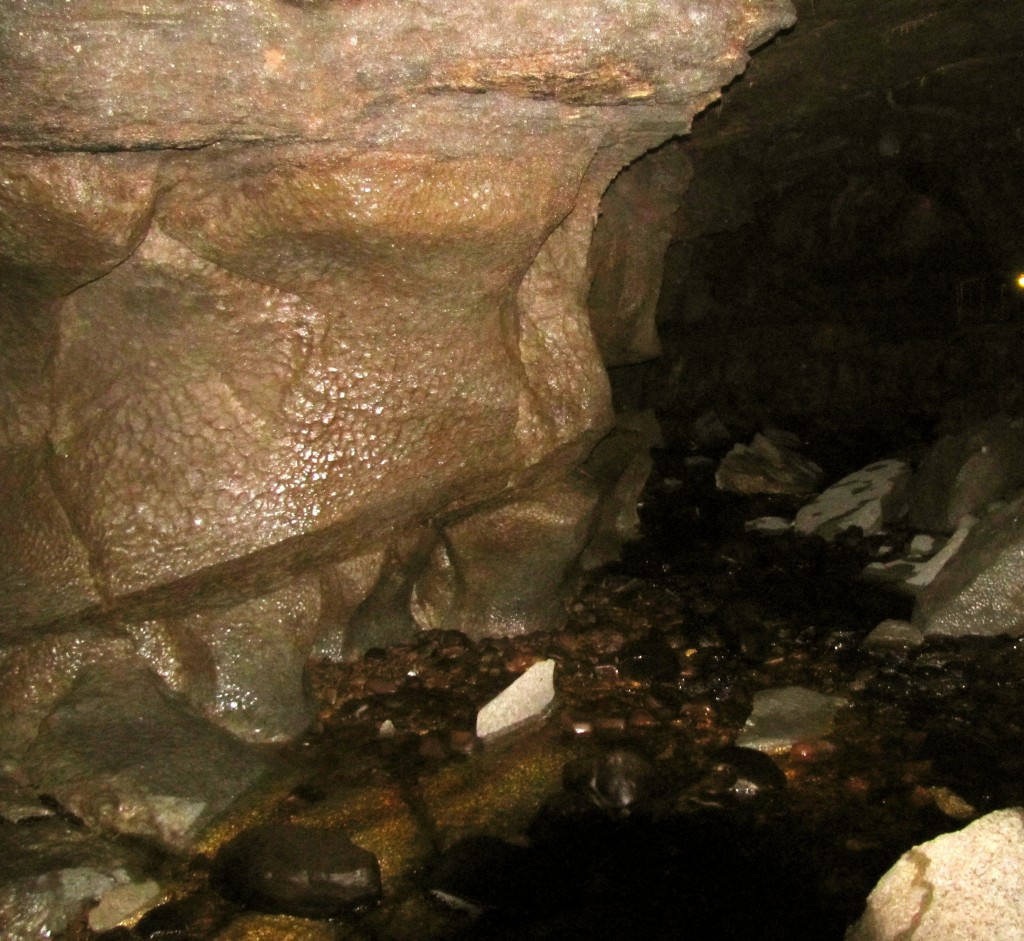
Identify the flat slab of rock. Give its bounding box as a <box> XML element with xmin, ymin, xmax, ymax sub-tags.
<box><xmin>795</xmin><ymin>459</ymin><xmax>910</xmax><ymax>541</ymax></box>
<box><xmin>744</xmin><ymin>516</ymin><xmax>792</xmax><ymax>534</ymax></box>
<box><xmin>22</xmin><ymin>666</ymin><xmax>279</xmax><ymax>852</ymax></box>
<box><xmin>847</xmin><ymin>808</ymin><xmax>1024</xmax><ymax>940</ymax></box>
<box><xmin>862</xmin><ymin>620</ymin><xmax>925</xmax><ymax>649</ymax></box>
<box><xmin>736</xmin><ymin>686</ymin><xmax>848</xmax><ymax>753</ymax></box>
<box><xmin>476</xmin><ymin>659</ymin><xmax>556</xmax><ymax>740</ymax></box>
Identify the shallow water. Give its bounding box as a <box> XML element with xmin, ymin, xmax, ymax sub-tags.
<box><xmin>83</xmin><ymin>441</ymin><xmax>1024</xmax><ymax>941</ymax></box>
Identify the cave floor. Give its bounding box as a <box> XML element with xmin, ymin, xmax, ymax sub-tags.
<box><xmin>87</xmin><ymin>443</ymin><xmax>1024</xmax><ymax>941</ymax></box>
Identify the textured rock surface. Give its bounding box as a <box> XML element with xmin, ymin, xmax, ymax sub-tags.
<box><xmin>587</xmin><ymin>143</ymin><xmax>693</xmax><ymax>366</ymax></box>
<box><xmin>412</xmin><ymin>478</ymin><xmax>601</xmax><ymax>641</ymax></box>
<box><xmin>0</xmin><ymin>0</ymin><xmax>796</xmax><ymax>748</ymax></box>
<box><xmin>914</xmin><ymin>493</ymin><xmax>1024</xmax><ymax>638</ymax></box>
<box><xmin>847</xmin><ymin>808</ymin><xmax>1024</xmax><ymax>941</ymax></box>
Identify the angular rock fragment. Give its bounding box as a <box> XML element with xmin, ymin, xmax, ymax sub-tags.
<box><xmin>476</xmin><ymin>660</ymin><xmax>556</xmax><ymax>740</ymax></box>
<box><xmin>716</xmin><ymin>433</ymin><xmax>823</xmax><ymax>495</ymax></box>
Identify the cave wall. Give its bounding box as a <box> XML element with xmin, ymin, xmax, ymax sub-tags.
<box><xmin>0</xmin><ymin>0</ymin><xmax>796</xmax><ymax>745</ymax></box>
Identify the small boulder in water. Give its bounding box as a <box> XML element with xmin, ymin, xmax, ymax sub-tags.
<box><xmin>211</xmin><ymin>822</ymin><xmax>381</xmax><ymax>918</ymax></box>
<box><xmin>564</xmin><ymin>748</ymin><xmax>662</xmax><ymax>816</ymax></box>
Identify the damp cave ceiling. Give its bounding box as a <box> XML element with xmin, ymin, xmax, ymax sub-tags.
<box><xmin>686</xmin><ymin>0</ymin><xmax>1024</xmax><ymax>184</ymax></box>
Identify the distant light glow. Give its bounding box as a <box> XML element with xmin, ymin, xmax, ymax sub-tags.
<box><xmin>1017</xmin><ymin>273</ymin><xmax>1024</xmax><ymax>290</ymax></box>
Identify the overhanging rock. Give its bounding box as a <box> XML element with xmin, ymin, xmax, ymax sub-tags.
<box><xmin>0</xmin><ymin>0</ymin><xmax>797</xmax><ymax>748</ymax></box>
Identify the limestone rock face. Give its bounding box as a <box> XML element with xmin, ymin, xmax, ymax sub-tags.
<box><xmin>0</xmin><ymin>0</ymin><xmax>796</xmax><ymax>744</ymax></box>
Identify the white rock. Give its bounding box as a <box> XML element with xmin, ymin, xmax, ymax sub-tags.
<box><xmin>907</xmin><ymin>534</ymin><xmax>940</xmax><ymax>559</ymax></box>
<box><xmin>847</xmin><ymin>808</ymin><xmax>1024</xmax><ymax>941</ymax></box>
<box><xmin>736</xmin><ymin>686</ymin><xmax>848</xmax><ymax>753</ymax></box>
<box><xmin>904</xmin><ymin>515</ymin><xmax>976</xmax><ymax>589</ymax></box>
<box><xmin>795</xmin><ymin>459</ymin><xmax>910</xmax><ymax>541</ymax></box>
<box><xmin>476</xmin><ymin>660</ymin><xmax>556</xmax><ymax>740</ymax></box>
<box><xmin>862</xmin><ymin>516</ymin><xmax>976</xmax><ymax>594</ymax></box>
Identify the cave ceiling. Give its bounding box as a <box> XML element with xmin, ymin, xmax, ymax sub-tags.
<box><xmin>687</xmin><ymin>0</ymin><xmax>1024</xmax><ymax>185</ymax></box>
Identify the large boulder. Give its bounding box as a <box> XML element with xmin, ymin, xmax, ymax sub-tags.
<box><xmin>847</xmin><ymin>808</ymin><xmax>1024</xmax><ymax>941</ymax></box>
<box><xmin>0</xmin><ymin>0</ymin><xmax>796</xmax><ymax>749</ymax></box>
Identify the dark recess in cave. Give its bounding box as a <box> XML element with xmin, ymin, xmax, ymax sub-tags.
<box><xmin>613</xmin><ymin>0</ymin><xmax>1024</xmax><ymax>449</ymax></box>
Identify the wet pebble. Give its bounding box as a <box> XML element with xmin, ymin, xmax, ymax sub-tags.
<box><xmin>211</xmin><ymin>822</ymin><xmax>381</xmax><ymax>918</ymax></box>
<box><xmin>565</xmin><ymin>748</ymin><xmax>662</xmax><ymax>816</ymax></box>
<box><xmin>703</xmin><ymin>746</ymin><xmax>787</xmax><ymax>800</ymax></box>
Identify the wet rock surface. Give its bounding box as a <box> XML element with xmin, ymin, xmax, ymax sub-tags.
<box><xmin>0</xmin><ymin>0</ymin><xmax>795</xmax><ymax>754</ymax></box>
<box><xmin>10</xmin><ymin>435</ymin><xmax>1024</xmax><ymax>939</ymax></box>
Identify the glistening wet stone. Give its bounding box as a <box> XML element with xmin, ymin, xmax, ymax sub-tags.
<box><xmin>211</xmin><ymin>822</ymin><xmax>381</xmax><ymax>918</ymax></box>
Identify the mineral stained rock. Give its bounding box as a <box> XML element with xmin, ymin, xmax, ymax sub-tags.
<box><xmin>0</xmin><ymin>0</ymin><xmax>797</xmax><ymax>744</ymax></box>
